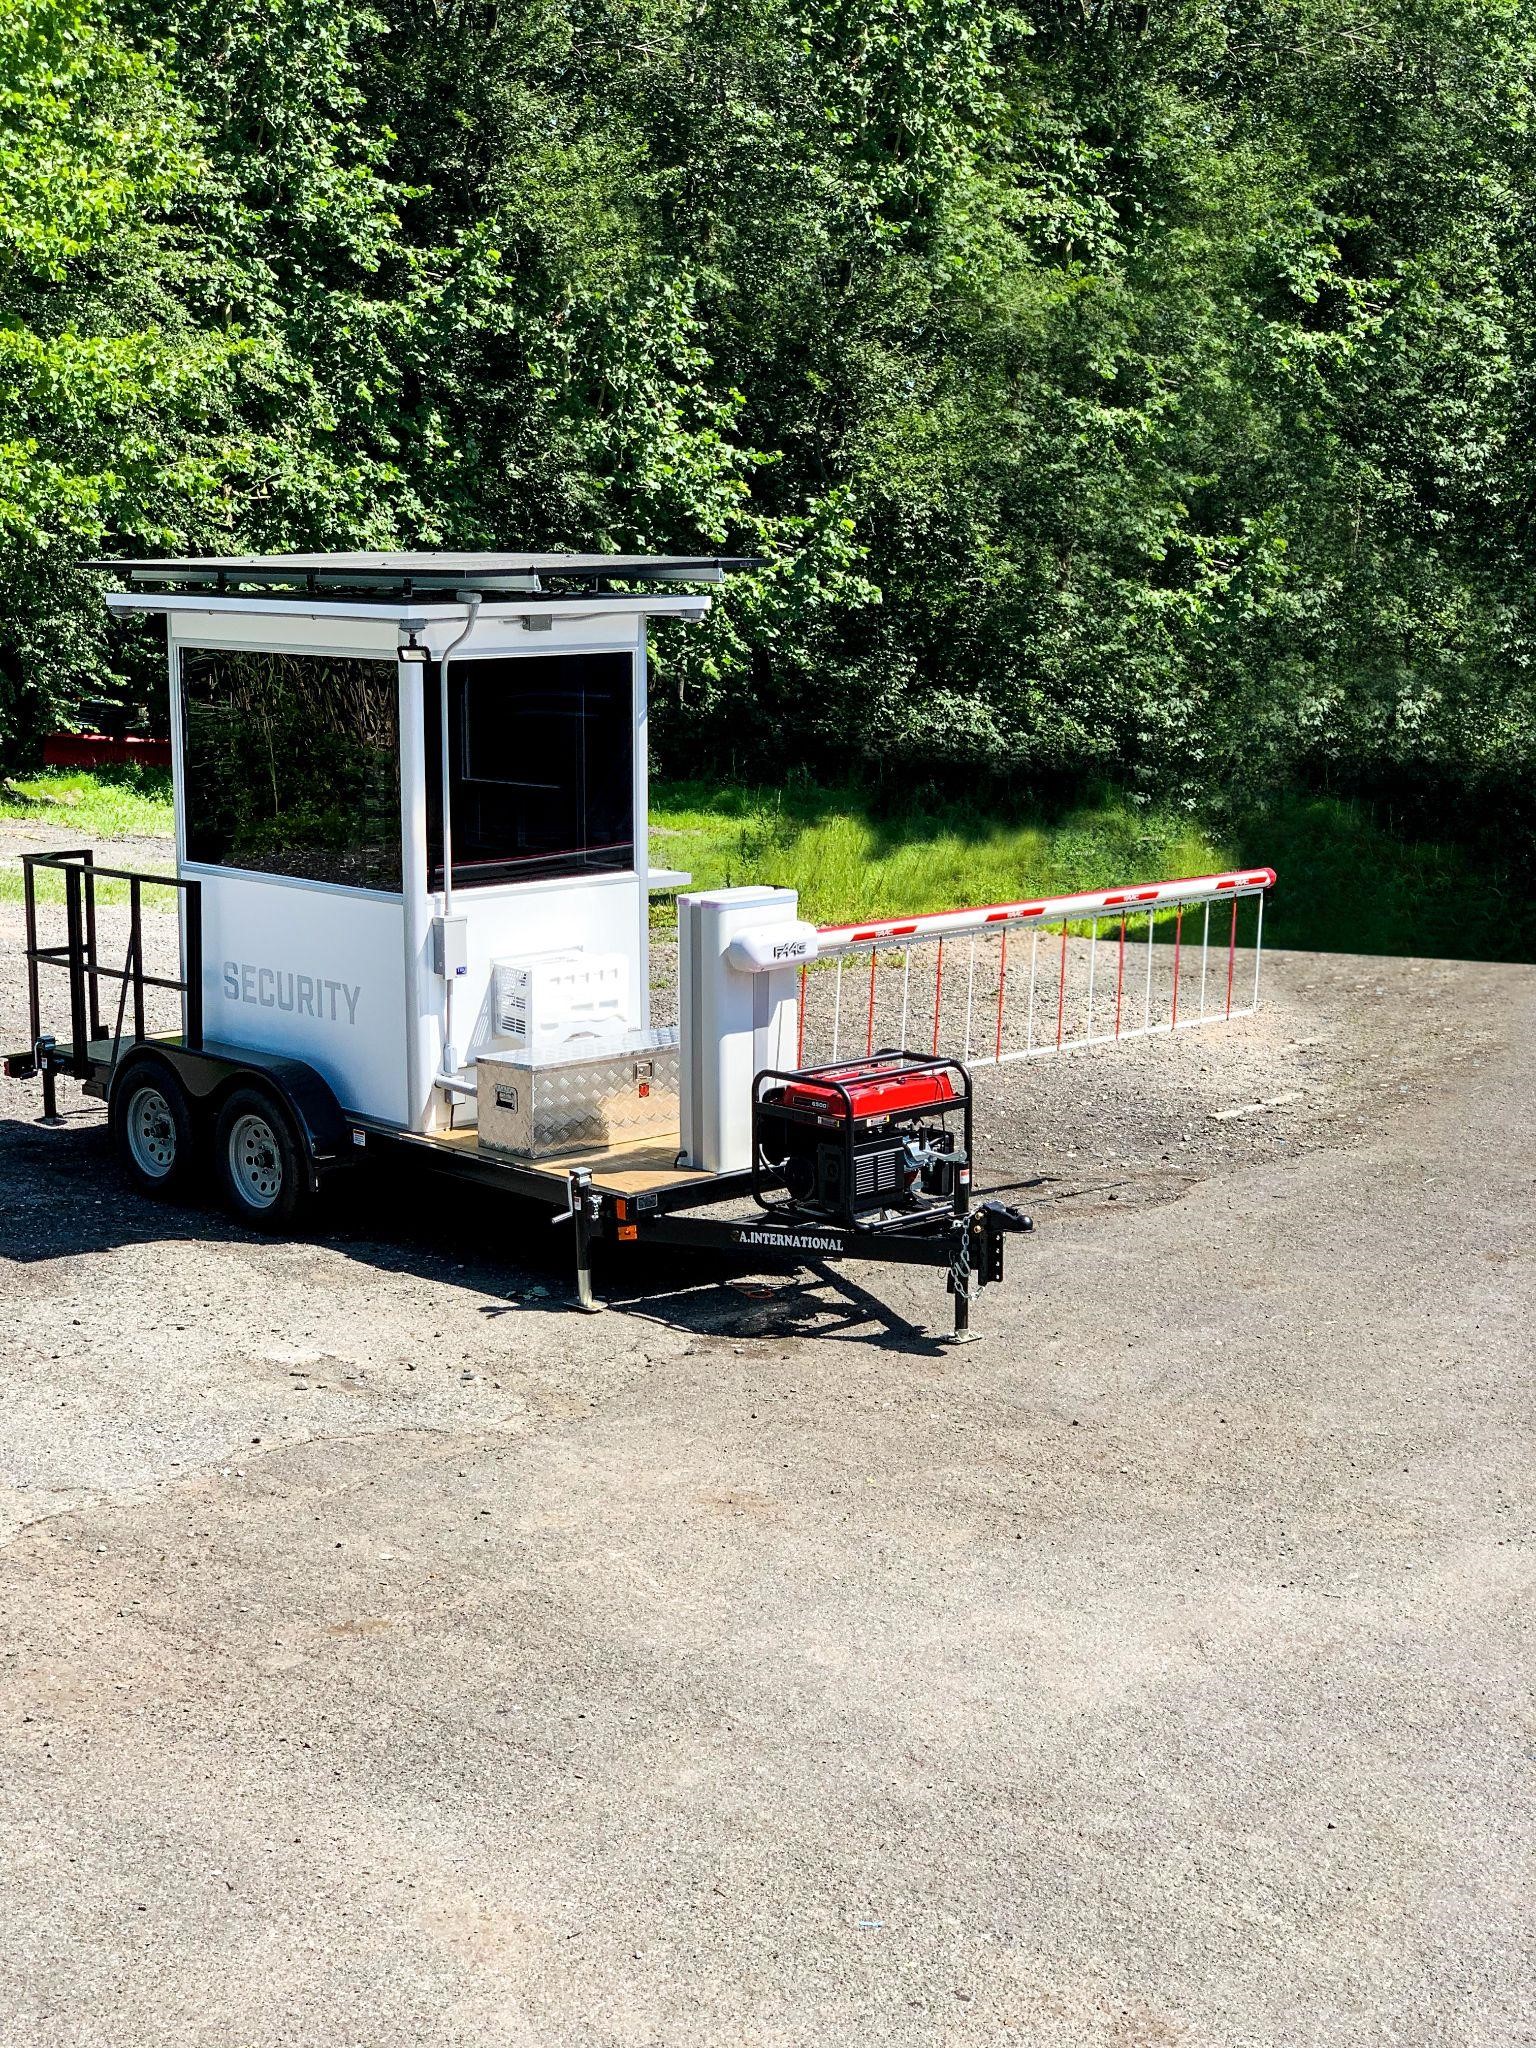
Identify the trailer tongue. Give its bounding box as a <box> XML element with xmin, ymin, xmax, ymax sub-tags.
<box><xmin>5</xmin><ymin>552</ymin><xmax>1272</xmax><ymax>1341</ymax></box>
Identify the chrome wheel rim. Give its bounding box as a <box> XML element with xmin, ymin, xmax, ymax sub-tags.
<box><xmin>229</xmin><ymin>1112</ymin><xmax>282</xmax><ymax>1210</ymax></box>
<box><xmin>126</xmin><ymin>1086</ymin><xmax>177</xmax><ymax>1179</ymax></box>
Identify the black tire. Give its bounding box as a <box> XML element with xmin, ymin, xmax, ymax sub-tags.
<box><xmin>110</xmin><ymin>1059</ymin><xmax>199</xmax><ymax>1200</ymax></box>
<box><xmin>213</xmin><ymin>1085</ymin><xmax>315</xmax><ymax>1232</ymax></box>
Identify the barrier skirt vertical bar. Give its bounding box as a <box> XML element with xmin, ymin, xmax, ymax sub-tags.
<box><xmin>962</xmin><ymin>938</ymin><xmax>977</xmax><ymax>1059</ymax></box>
<box><xmin>1143</xmin><ymin>910</ymin><xmax>1155</xmax><ymax>1028</ymax></box>
<box><xmin>1225</xmin><ymin>896</ymin><xmax>1239</xmax><ymax>1018</ymax></box>
<box><xmin>866</xmin><ymin>951</ymin><xmax>877</xmax><ymax>1056</ymax></box>
<box><xmin>796</xmin><ymin>963</ymin><xmax>807</xmax><ymax>1066</ymax></box>
<box><xmin>995</xmin><ymin>932</ymin><xmax>1009</xmax><ymax>1060</ymax></box>
<box><xmin>1114</xmin><ymin>915</ymin><xmax>1126</xmax><ymax>1038</ymax></box>
<box><xmin>1085</xmin><ymin>920</ymin><xmax>1098</xmax><ymax>1042</ymax></box>
<box><xmin>1199</xmin><ymin>902</ymin><xmax>1210</xmax><ymax>1019</ymax></box>
<box><xmin>899</xmin><ymin>950</ymin><xmax>911</xmax><ymax>1047</ymax></box>
<box><xmin>1171</xmin><ymin>907</ymin><xmax>1184</xmax><ymax>1028</ymax></box>
<box><xmin>831</xmin><ymin>956</ymin><xmax>844</xmax><ymax>1060</ymax></box>
<box><xmin>1026</xmin><ymin>930</ymin><xmax>1038</xmax><ymax>1052</ymax></box>
<box><xmin>1055</xmin><ymin>923</ymin><xmax>1068</xmax><ymax>1048</ymax></box>
<box><xmin>931</xmin><ymin>938</ymin><xmax>945</xmax><ymax>1056</ymax></box>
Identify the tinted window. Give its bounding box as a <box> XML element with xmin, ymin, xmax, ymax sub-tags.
<box><xmin>425</xmin><ymin>652</ymin><xmax>633</xmax><ymax>888</ymax></box>
<box><xmin>181</xmin><ymin>649</ymin><xmax>402</xmax><ymax>891</ymax></box>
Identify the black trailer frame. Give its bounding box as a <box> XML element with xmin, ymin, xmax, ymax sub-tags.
<box><xmin>7</xmin><ymin>852</ymin><xmax>1031</xmax><ymax>1337</ymax></box>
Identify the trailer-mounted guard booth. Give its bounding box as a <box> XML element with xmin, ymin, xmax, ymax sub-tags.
<box><xmin>8</xmin><ymin>553</ymin><xmax>1031</xmax><ymax>1336</ymax></box>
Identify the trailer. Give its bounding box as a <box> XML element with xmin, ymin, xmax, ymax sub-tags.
<box><xmin>5</xmin><ymin>552</ymin><xmax>1273</xmax><ymax>1339</ymax></box>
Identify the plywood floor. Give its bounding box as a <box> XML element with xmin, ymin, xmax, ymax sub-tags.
<box><xmin>414</xmin><ymin>1123</ymin><xmax>713</xmax><ymax>1197</ymax></box>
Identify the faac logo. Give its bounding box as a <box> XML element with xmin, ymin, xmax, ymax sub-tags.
<box><xmin>221</xmin><ymin>960</ymin><xmax>361</xmax><ymax>1025</ymax></box>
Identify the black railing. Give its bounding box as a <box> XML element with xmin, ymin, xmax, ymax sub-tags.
<box><xmin>21</xmin><ymin>851</ymin><xmax>202</xmax><ymax>1078</ymax></box>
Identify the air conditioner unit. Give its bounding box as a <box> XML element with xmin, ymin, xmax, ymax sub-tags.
<box><xmin>491</xmin><ymin>950</ymin><xmax>629</xmax><ymax>1060</ymax></box>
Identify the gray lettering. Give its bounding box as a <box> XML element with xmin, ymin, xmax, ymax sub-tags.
<box><xmin>224</xmin><ymin>960</ymin><xmax>361</xmax><ymax>1024</ymax></box>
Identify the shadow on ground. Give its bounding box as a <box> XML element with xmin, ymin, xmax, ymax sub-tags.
<box><xmin>0</xmin><ymin>1112</ymin><xmax>949</xmax><ymax>1352</ymax></box>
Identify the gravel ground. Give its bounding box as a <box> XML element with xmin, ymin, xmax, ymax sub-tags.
<box><xmin>2</xmin><ymin>829</ymin><xmax>1532</xmax><ymax>2047</ymax></box>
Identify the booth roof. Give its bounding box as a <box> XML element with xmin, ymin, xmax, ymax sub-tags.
<box><xmin>87</xmin><ymin>551</ymin><xmax>762</xmax><ymax>593</ymax></box>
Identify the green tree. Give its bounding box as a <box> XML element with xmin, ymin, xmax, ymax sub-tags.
<box><xmin>5</xmin><ymin>0</ymin><xmax>1533</xmax><ymax>834</ymax></box>
<box><xmin>0</xmin><ymin>0</ymin><xmax>232</xmax><ymax>751</ymax></box>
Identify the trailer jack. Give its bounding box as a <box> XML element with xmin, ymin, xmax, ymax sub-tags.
<box><xmin>552</xmin><ymin>1167</ymin><xmax>605</xmax><ymax>1314</ymax></box>
<box><xmin>947</xmin><ymin>1199</ymin><xmax>1034</xmax><ymax>1343</ymax></box>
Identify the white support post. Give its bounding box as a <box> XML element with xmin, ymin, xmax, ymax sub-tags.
<box><xmin>677</xmin><ymin>886</ymin><xmax>810</xmax><ymax>1172</ymax></box>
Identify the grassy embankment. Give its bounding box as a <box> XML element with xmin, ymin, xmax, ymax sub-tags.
<box><xmin>0</xmin><ymin>770</ymin><xmax>177</xmax><ymax>906</ymax></box>
<box><xmin>2</xmin><ymin>768</ymin><xmax>1529</xmax><ymax>960</ymax></box>
<box><xmin>651</xmin><ymin>781</ymin><xmax>1534</xmax><ymax>960</ymax></box>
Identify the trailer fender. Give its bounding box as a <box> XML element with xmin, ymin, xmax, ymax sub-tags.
<box><xmin>108</xmin><ymin>1044</ymin><xmax>351</xmax><ymax>1185</ymax></box>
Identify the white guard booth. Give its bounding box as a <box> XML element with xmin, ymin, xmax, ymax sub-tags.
<box><xmin>103</xmin><ymin>552</ymin><xmax>805</xmax><ymax>1162</ymax></box>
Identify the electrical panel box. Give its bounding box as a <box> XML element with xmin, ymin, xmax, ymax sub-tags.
<box><xmin>492</xmin><ymin>950</ymin><xmax>630</xmax><ymax>1060</ymax></box>
<box><xmin>431</xmin><ymin>914</ymin><xmax>469</xmax><ymax>979</ymax></box>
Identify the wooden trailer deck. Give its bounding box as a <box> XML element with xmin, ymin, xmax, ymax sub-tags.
<box><xmin>66</xmin><ymin>1033</ymin><xmax>716</xmax><ymax>1202</ymax></box>
<box><xmin>407</xmin><ymin>1123</ymin><xmax>716</xmax><ymax>1199</ymax></box>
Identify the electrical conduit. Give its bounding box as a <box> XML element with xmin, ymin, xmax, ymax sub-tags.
<box><xmin>437</xmin><ymin>592</ymin><xmax>482</xmax><ymax>1087</ymax></box>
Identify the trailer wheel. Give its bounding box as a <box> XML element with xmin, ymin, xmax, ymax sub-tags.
<box><xmin>214</xmin><ymin>1086</ymin><xmax>314</xmax><ymax>1231</ymax></box>
<box><xmin>111</xmin><ymin>1061</ymin><xmax>198</xmax><ymax>1200</ymax></box>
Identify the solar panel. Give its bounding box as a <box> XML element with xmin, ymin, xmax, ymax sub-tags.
<box><xmin>86</xmin><ymin>551</ymin><xmax>763</xmax><ymax>596</ymax></box>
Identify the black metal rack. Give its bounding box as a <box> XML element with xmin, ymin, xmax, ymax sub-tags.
<box><xmin>17</xmin><ymin>851</ymin><xmax>202</xmax><ymax>1119</ymax></box>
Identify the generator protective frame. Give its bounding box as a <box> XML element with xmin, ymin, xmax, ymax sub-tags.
<box><xmin>750</xmin><ymin>1048</ymin><xmax>973</xmax><ymax>1230</ymax></box>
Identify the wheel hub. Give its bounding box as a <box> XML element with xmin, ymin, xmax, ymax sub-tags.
<box><xmin>126</xmin><ymin>1087</ymin><xmax>176</xmax><ymax>1178</ymax></box>
<box><xmin>229</xmin><ymin>1113</ymin><xmax>282</xmax><ymax>1208</ymax></box>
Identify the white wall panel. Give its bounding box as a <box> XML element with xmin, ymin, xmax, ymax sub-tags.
<box><xmin>195</xmin><ymin>870</ymin><xmax>409</xmax><ymax>1122</ymax></box>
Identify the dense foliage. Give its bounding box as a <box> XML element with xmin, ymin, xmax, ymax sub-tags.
<box><xmin>2</xmin><ymin>0</ymin><xmax>1533</xmax><ymax>816</ymax></box>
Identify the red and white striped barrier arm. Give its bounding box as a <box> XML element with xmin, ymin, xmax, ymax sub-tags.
<box><xmin>815</xmin><ymin>868</ymin><xmax>1276</xmax><ymax>953</ymax></box>
<box><xmin>783</xmin><ymin>866</ymin><xmax>1275</xmax><ymax>1071</ymax></box>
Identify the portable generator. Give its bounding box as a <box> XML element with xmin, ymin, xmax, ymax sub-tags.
<box><xmin>751</xmin><ymin>1051</ymin><xmax>972</xmax><ymax>1229</ymax></box>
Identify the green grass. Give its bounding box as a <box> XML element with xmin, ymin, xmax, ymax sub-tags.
<box><xmin>652</xmin><ymin>779</ymin><xmax>1536</xmax><ymax>959</ymax></box>
<box><xmin>650</xmin><ymin>780</ymin><xmax>1228</xmax><ymax>928</ymax></box>
<box><xmin>0</xmin><ymin>765</ymin><xmax>173</xmax><ymax>839</ymax></box>
<box><xmin>0</xmin><ymin>862</ymin><xmax>178</xmax><ymax>909</ymax></box>
<box><xmin>5</xmin><ymin>768</ymin><xmax>1531</xmax><ymax>959</ymax></box>
<box><xmin>0</xmin><ymin>766</ymin><xmax>175</xmax><ymax>904</ymax></box>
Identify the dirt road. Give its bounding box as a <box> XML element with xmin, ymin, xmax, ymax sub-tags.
<box><xmin>2</xmin><ymin>837</ymin><xmax>1532</xmax><ymax>2046</ymax></box>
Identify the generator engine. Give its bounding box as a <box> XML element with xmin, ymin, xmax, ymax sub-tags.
<box><xmin>751</xmin><ymin>1051</ymin><xmax>972</xmax><ymax>1229</ymax></box>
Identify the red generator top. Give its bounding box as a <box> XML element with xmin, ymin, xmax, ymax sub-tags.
<box><xmin>779</xmin><ymin>1059</ymin><xmax>957</xmax><ymax>1121</ymax></box>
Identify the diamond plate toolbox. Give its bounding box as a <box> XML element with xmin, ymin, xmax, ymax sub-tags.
<box><xmin>475</xmin><ymin>1030</ymin><xmax>681</xmax><ymax>1160</ymax></box>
